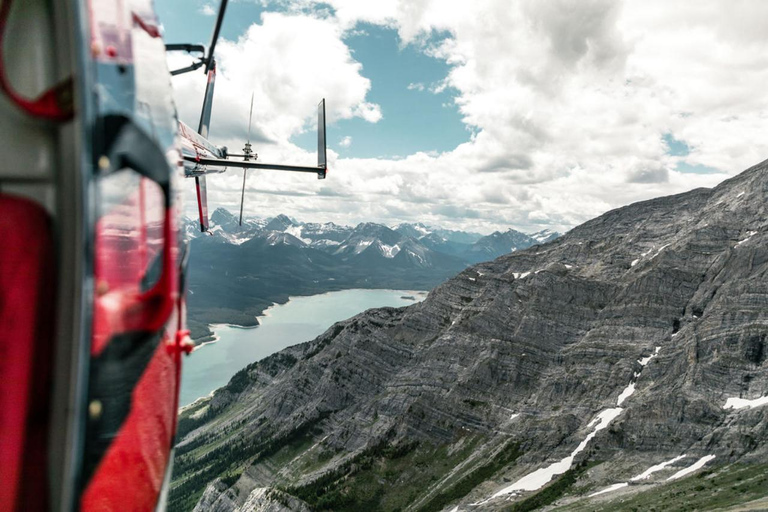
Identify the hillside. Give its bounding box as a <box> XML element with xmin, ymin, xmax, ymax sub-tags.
<box><xmin>171</xmin><ymin>160</ymin><xmax>767</xmax><ymax>512</ymax></box>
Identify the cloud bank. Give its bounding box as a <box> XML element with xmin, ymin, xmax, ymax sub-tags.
<box><xmin>172</xmin><ymin>0</ymin><xmax>768</xmax><ymax>234</ymax></box>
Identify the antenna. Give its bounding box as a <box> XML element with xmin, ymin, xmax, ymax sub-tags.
<box><xmin>239</xmin><ymin>93</ymin><xmax>255</xmax><ymax>226</ymax></box>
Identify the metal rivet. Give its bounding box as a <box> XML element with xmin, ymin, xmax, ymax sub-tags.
<box><xmin>98</xmin><ymin>156</ymin><xmax>110</xmax><ymax>171</ymax></box>
<box><xmin>89</xmin><ymin>400</ymin><xmax>102</xmax><ymax>419</ymax></box>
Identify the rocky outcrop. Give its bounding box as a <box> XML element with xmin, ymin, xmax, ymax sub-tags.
<box><xmin>194</xmin><ymin>481</ymin><xmax>311</xmax><ymax>512</ymax></box>
<box><xmin>172</xmin><ymin>160</ymin><xmax>768</xmax><ymax>511</ymax></box>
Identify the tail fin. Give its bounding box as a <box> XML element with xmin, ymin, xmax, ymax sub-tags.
<box><xmin>317</xmin><ymin>99</ymin><xmax>327</xmax><ymax>179</ymax></box>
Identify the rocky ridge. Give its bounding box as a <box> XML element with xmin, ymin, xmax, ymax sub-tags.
<box><xmin>171</xmin><ymin>160</ymin><xmax>768</xmax><ymax>511</ymax></box>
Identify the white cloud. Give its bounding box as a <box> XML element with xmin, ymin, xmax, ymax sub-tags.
<box><xmin>199</xmin><ymin>3</ymin><xmax>215</xmax><ymax>16</ymax></box>
<box><xmin>352</xmin><ymin>101</ymin><xmax>382</xmax><ymax>123</ymax></box>
<box><xmin>407</xmin><ymin>82</ymin><xmax>425</xmax><ymax>91</ymax></box>
<box><xmin>339</xmin><ymin>135</ymin><xmax>352</xmax><ymax>148</ymax></box>
<box><xmin>170</xmin><ymin>11</ymin><xmax>381</xmax><ymax>149</ymax></box>
<box><xmin>178</xmin><ymin>1</ymin><xmax>768</xmax><ymax>234</ymax></box>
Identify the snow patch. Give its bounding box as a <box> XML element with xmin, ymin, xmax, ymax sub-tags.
<box><xmin>353</xmin><ymin>239</ymin><xmax>373</xmax><ymax>254</ymax></box>
<box><xmin>631</xmin><ymin>455</ymin><xmax>687</xmax><ymax>481</ymax></box>
<box><xmin>379</xmin><ymin>243</ymin><xmax>401</xmax><ymax>258</ymax></box>
<box><xmin>650</xmin><ymin>243</ymin><xmax>670</xmax><ymax>259</ymax></box>
<box><xmin>492</xmin><ymin>408</ymin><xmax>624</xmax><ymax>496</ymax></box>
<box><xmin>509</xmin><ymin>413</ymin><xmax>519</xmax><ymax>420</ymax></box>
<box><xmin>724</xmin><ymin>395</ymin><xmax>768</xmax><ymax>410</ymax></box>
<box><xmin>666</xmin><ymin>455</ymin><xmax>715</xmax><ymax>481</ymax></box>
<box><xmin>313</xmin><ymin>239</ymin><xmax>341</xmax><ymax>246</ymax></box>
<box><xmin>590</xmin><ymin>454</ymin><xmax>690</xmax><ymax>497</ymax></box>
<box><xmin>485</xmin><ymin>343</ymin><xmax>661</xmax><ymax>502</ymax></box>
<box><xmin>734</xmin><ymin>231</ymin><xmax>757</xmax><ymax>248</ymax></box>
<box><xmin>284</xmin><ymin>225</ymin><xmax>311</xmax><ymax>244</ymax></box>
<box><xmin>513</xmin><ymin>271</ymin><xmax>531</xmax><ymax>279</ymax></box>
<box><xmin>638</xmin><ymin>346</ymin><xmax>661</xmax><ymax>366</ymax></box>
<box><xmin>406</xmin><ymin>249</ymin><xmax>426</xmax><ymax>265</ymax></box>
<box><xmin>632</xmin><ymin>244</ymin><xmax>669</xmax><ymax>267</ymax></box>
<box><xmin>617</xmin><ymin>383</ymin><xmax>636</xmax><ymax>406</ymax></box>
<box><xmin>737</xmin><ymin>191</ymin><xmax>745</xmax><ymax>198</ymax></box>
<box><xmin>589</xmin><ymin>482</ymin><xmax>628</xmax><ymax>497</ymax></box>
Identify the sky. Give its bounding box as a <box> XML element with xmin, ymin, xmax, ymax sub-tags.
<box><xmin>156</xmin><ymin>0</ymin><xmax>768</xmax><ymax>234</ymax></box>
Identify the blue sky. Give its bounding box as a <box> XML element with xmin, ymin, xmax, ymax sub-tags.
<box><xmin>294</xmin><ymin>24</ymin><xmax>469</xmax><ymax>158</ymax></box>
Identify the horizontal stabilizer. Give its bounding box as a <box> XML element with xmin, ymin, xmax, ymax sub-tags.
<box><xmin>184</xmin><ymin>156</ymin><xmax>326</xmax><ymax>176</ymax></box>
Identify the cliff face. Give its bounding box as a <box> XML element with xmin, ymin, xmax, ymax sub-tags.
<box><xmin>171</xmin><ymin>161</ymin><xmax>768</xmax><ymax>512</ymax></box>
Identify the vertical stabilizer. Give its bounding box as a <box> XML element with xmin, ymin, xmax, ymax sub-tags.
<box><xmin>317</xmin><ymin>99</ymin><xmax>327</xmax><ymax>179</ymax></box>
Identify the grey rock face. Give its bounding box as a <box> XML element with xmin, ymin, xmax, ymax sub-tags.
<box><xmin>194</xmin><ymin>481</ymin><xmax>311</xmax><ymax>512</ymax></box>
<box><xmin>173</xmin><ymin>161</ymin><xmax>768</xmax><ymax>511</ymax></box>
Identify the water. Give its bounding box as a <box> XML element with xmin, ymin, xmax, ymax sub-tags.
<box><xmin>180</xmin><ymin>289</ymin><xmax>427</xmax><ymax>406</ymax></box>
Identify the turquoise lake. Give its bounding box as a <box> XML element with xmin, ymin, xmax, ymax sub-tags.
<box><xmin>180</xmin><ymin>289</ymin><xmax>427</xmax><ymax>406</ymax></box>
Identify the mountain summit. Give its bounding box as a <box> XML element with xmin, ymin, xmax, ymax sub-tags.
<box><xmin>173</xmin><ymin>161</ymin><xmax>767</xmax><ymax>511</ymax></box>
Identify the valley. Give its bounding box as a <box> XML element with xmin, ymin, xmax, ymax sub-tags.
<box><xmin>185</xmin><ymin>209</ymin><xmax>557</xmax><ymax>342</ymax></box>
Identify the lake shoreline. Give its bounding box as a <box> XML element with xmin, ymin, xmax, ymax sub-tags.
<box><xmin>190</xmin><ymin>286</ymin><xmax>429</xmax><ymax>343</ymax></box>
<box><xmin>181</xmin><ymin>289</ymin><xmax>428</xmax><ymax>406</ymax></box>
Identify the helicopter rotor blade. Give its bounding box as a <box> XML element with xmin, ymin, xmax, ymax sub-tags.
<box><xmin>247</xmin><ymin>92</ymin><xmax>253</xmax><ymax>144</ymax></box>
<box><xmin>204</xmin><ymin>0</ymin><xmax>229</xmax><ymax>73</ymax></box>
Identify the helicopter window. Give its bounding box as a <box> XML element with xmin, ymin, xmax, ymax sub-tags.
<box><xmin>95</xmin><ymin>169</ymin><xmax>166</xmax><ymax>292</ymax></box>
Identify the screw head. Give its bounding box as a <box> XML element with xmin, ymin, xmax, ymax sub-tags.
<box><xmin>89</xmin><ymin>400</ymin><xmax>103</xmax><ymax>419</ymax></box>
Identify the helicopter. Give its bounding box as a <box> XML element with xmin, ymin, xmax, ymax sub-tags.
<box><xmin>0</xmin><ymin>0</ymin><xmax>327</xmax><ymax>510</ymax></box>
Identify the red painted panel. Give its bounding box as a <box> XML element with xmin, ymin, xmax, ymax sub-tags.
<box><xmin>83</xmin><ymin>171</ymin><xmax>182</xmax><ymax>511</ymax></box>
<box><xmin>0</xmin><ymin>195</ymin><xmax>55</xmax><ymax>512</ymax></box>
<box><xmin>81</xmin><ymin>313</ymin><xmax>178</xmax><ymax>511</ymax></box>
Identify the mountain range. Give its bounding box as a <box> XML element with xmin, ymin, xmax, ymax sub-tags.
<box><xmin>190</xmin><ymin>210</ymin><xmax>558</xmax><ymax>265</ymax></box>
<box><xmin>172</xmin><ymin>160</ymin><xmax>768</xmax><ymax>511</ymax></box>
<box><xmin>185</xmin><ymin>210</ymin><xmax>558</xmax><ymax>341</ymax></box>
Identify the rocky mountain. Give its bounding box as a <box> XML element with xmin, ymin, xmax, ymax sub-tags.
<box><xmin>171</xmin><ymin>160</ymin><xmax>768</xmax><ymax>512</ymax></box>
<box><xmin>394</xmin><ymin>222</ymin><xmax>434</xmax><ymax>240</ymax></box>
<box><xmin>185</xmin><ymin>211</ymin><xmax>556</xmax><ymax>341</ymax></box>
<box><xmin>464</xmin><ymin>228</ymin><xmax>540</xmax><ymax>263</ymax></box>
<box><xmin>264</xmin><ymin>213</ymin><xmax>297</xmax><ymax>232</ymax></box>
<box><xmin>196</xmin><ymin>210</ymin><xmax>554</xmax><ymax>263</ymax></box>
<box><xmin>418</xmin><ymin>232</ymin><xmax>471</xmax><ymax>258</ymax></box>
<box><xmin>529</xmin><ymin>228</ymin><xmax>560</xmax><ymax>244</ymax></box>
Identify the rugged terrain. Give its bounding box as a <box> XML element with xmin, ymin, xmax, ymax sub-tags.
<box><xmin>186</xmin><ymin>211</ymin><xmax>555</xmax><ymax>342</ymax></box>
<box><xmin>172</xmin><ymin>161</ymin><xmax>768</xmax><ymax>511</ymax></box>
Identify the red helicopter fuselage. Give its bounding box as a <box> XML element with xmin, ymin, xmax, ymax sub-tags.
<box><xmin>0</xmin><ymin>0</ymin><xmax>327</xmax><ymax>510</ymax></box>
